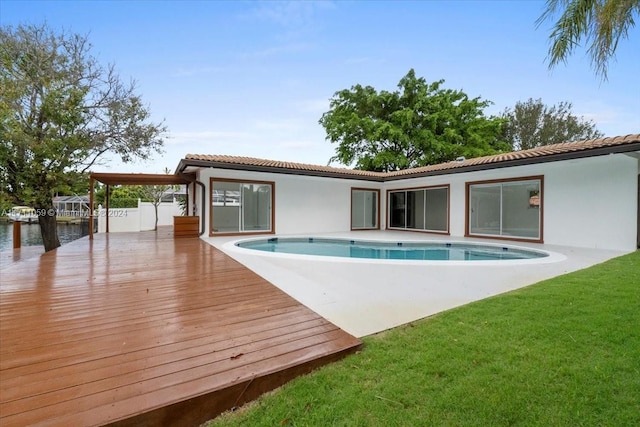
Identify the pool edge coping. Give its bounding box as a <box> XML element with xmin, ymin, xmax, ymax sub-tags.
<box><xmin>223</xmin><ymin>235</ymin><xmax>567</xmax><ymax>266</ymax></box>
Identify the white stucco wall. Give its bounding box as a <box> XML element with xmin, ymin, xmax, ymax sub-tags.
<box><xmin>542</xmin><ymin>154</ymin><xmax>637</xmax><ymax>250</ymax></box>
<box><xmin>139</xmin><ymin>201</ymin><xmax>183</xmax><ymax>231</ymax></box>
<box><xmin>383</xmin><ymin>153</ymin><xmax>638</xmax><ymax>251</ymax></box>
<box><xmin>97</xmin><ymin>201</ymin><xmax>183</xmax><ymax>233</ymax></box>
<box><xmin>196</xmin><ymin>168</ymin><xmax>380</xmax><ymax>236</ymax></box>
<box><xmin>194</xmin><ymin>152</ymin><xmax>639</xmax><ymax>251</ymax></box>
<box><xmin>97</xmin><ymin>208</ymin><xmax>140</xmax><ymax>233</ymax></box>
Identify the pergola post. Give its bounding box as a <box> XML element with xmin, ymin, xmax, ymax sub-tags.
<box><xmin>105</xmin><ymin>185</ymin><xmax>110</xmax><ymax>233</ymax></box>
<box><xmin>191</xmin><ymin>181</ymin><xmax>197</xmax><ymax>215</ymax></box>
<box><xmin>89</xmin><ymin>177</ymin><xmax>94</xmax><ymax>239</ymax></box>
<box><xmin>185</xmin><ymin>183</ymin><xmax>190</xmax><ymax>216</ymax></box>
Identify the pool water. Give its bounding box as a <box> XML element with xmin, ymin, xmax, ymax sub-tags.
<box><xmin>236</xmin><ymin>238</ymin><xmax>548</xmax><ymax>261</ymax></box>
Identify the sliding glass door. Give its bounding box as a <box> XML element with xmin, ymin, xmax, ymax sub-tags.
<box><xmin>211</xmin><ymin>179</ymin><xmax>273</xmax><ymax>235</ymax></box>
<box><xmin>389</xmin><ymin>191</ymin><xmax>406</xmax><ymax>228</ymax></box>
<box><xmin>467</xmin><ymin>177</ymin><xmax>542</xmax><ymax>241</ymax></box>
<box><xmin>351</xmin><ymin>189</ymin><xmax>379</xmax><ymax>229</ymax></box>
<box><xmin>388</xmin><ymin>186</ymin><xmax>449</xmax><ymax>233</ymax></box>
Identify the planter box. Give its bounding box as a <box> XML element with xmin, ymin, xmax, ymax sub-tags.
<box><xmin>174</xmin><ymin>216</ymin><xmax>199</xmax><ymax>238</ymax></box>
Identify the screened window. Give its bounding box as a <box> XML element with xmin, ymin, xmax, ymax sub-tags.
<box><xmin>388</xmin><ymin>186</ymin><xmax>449</xmax><ymax>233</ymax></box>
<box><xmin>210</xmin><ymin>179</ymin><xmax>274</xmax><ymax>235</ymax></box>
<box><xmin>351</xmin><ymin>189</ymin><xmax>379</xmax><ymax>230</ymax></box>
<box><xmin>467</xmin><ymin>177</ymin><xmax>542</xmax><ymax>241</ymax></box>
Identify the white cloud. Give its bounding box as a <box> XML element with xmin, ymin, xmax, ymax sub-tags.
<box><xmin>247</xmin><ymin>1</ymin><xmax>335</xmax><ymax>28</ymax></box>
<box><xmin>238</xmin><ymin>0</ymin><xmax>334</xmax><ymax>54</ymax></box>
<box><xmin>246</xmin><ymin>41</ymin><xmax>313</xmax><ymax>58</ymax></box>
<box><xmin>253</xmin><ymin>118</ymin><xmax>305</xmax><ymax>132</ymax></box>
<box><xmin>580</xmin><ymin>110</ymin><xmax>616</xmax><ymax>124</ymax></box>
<box><xmin>167</xmin><ymin>130</ymin><xmax>254</xmax><ymax>144</ymax></box>
<box><xmin>574</xmin><ymin>101</ymin><xmax>640</xmax><ymax>136</ymax></box>
<box><xmin>276</xmin><ymin>140</ymin><xmax>316</xmax><ymax>149</ymax></box>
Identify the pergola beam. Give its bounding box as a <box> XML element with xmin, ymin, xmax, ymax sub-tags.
<box><xmin>90</xmin><ymin>173</ymin><xmax>191</xmax><ymax>186</ymax></box>
<box><xmin>88</xmin><ymin>172</ymin><xmax>194</xmax><ymax>239</ymax></box>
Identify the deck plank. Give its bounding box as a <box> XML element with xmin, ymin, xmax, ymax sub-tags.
<box><xmin>0</xmin><ymin>230</ymin><xmax>361</xmax><ymax>426</ymax></box>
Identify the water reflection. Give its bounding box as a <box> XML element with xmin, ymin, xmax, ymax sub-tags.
<box><xmin>0</xmin><ymin>221</ymin><xmax>90</xmax><ymax>251</ymax></box>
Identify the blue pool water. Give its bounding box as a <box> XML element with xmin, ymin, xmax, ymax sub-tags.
<box><xmin>236</xmin><ymin>238</ymin><xmax>548</xmax><ymax>261</ymax></box>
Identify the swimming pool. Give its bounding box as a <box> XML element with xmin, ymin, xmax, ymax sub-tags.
<box><xmin>235</xmin><ymin>237</ymin><xmax>549</xmax><ymax>261</ymax></box>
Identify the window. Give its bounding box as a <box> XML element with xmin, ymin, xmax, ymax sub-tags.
<box><xmin>387</xmin><ymin>186</ymin><xmax>449</xmax><ymax>233</ymax></box>
<box><xmin>210</xmin><ymin>178</ymin><xmax>274</xmax><ymax>235</ymax></box>
<box><xmin>467</xmin><ymin>176</ymin><xmax>543</xmax><ymax>242</ymax></box>
<box><xmin>351</xmin><ymin>188</ymin><xmax>379</xmax><ymax>230</ymax></box>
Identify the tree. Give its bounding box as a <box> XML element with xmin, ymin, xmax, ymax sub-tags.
<box><xmin>141</xmin><ymin>168</ymin><xmax>173</xmax><ymax>231</ymax></box>
<box><xmin>142</xmin><ymin>184</ymin><xmax>168</xmax><ymax>231</ymax></box>
<box><xmin>501</xmin><ymin>98</ymin><xmax>604</xmax><ymax>150</ymax></box>
<box><xmin>537</xmin><ymin>0</ymin><xmax>640</xmax><ymax>80</ymax></box>
<box><xmin>95</xmin><ymin>185</ymin><xmax>147</xmax><ymax>208</ymax></box>
<box><xmin>0</xmin><ymin>24</ymin><xmax>165</xmax><ymax>251</ymax></box>
<box><xmin>319</xmin><ymin>69</ymin><xmax>509</xmax><ymax>172</ymax></box>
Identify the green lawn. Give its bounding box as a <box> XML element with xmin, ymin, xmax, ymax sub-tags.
<box><xmin>210</xmin><ymin>251</ymin><xmax>640</xmax><ymax>427</ymax></box>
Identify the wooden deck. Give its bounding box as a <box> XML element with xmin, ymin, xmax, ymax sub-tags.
<box><xmin>0</xmin><ymin>229</ymin><xmax>362</xmax><ymax>426</ymax></box>
<box><xmin>0</xmin><ymin>246</ymin><xmax>45</xmax><ymax>269</ymax></box>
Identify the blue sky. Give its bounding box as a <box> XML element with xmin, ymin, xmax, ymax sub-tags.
<box><xmin>2</xmin><ymin>0</ymin><xmax>639</xmax><ymax>174</ymax></box>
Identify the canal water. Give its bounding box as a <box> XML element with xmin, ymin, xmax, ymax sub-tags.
<box><xmin>0</xmin><ymin>221</ymin><xmax>90</xmax><ymax>251</ymax></box>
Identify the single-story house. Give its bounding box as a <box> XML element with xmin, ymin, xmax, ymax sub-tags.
<box><xmin>175</xmin><ymin>134</ymin><xmax>640</xmax><ymax>252</ymax></box>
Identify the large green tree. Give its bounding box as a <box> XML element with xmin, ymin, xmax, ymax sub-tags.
<box><xmin>319</xmin><ymin>69</ymin><xmax>509</xmax><ymax>172</ymax></box>
<box><xmin>538</xmin><ymin>0</ymin><xmax>640</xmax><ymax>80</ymax></box>
<box><xmin>0</xmin><ymin>24</ymin><xmax>165</xmax><ymax>251</ymax></box>
<box><xmin>501</xmin><ymin>98</ymin><xmax>604</xmax><ymax>150</ymax></box>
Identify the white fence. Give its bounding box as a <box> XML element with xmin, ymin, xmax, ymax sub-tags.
<box><xmin>97</xmin><ymin>200</ymin><xmax>184</xmax><ymax>233</ymax></box>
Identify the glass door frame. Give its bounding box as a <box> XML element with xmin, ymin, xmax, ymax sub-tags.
<box><xmin>209</xmin><ymin>177</ymin><xmax>275</xmax><ymax>236</ymax></box>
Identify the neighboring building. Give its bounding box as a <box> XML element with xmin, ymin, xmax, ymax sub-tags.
<box><xmin>175</xmin><ymin>134</ymin><xmax>640</xmax><ymax>251</ymax></box>
<box><xmin>160</xmin><ymin>186</ymin><xmax>187</xmax><ymax>203</ymax></box>
<box><xmin>53</xmin><ymin>195</ymin><xmax>90</xmax><ymax>217</ymax></box>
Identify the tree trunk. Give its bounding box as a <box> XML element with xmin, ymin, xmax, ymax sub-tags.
<box><xmin>154</xmin><ymin>203</ymin><xmax>159</xmax><ymax>231</ymax></box>
<box><xmin>37</xmin><ymin>206</ymin><xmax>61</xmax><ymax>252</ymax></box>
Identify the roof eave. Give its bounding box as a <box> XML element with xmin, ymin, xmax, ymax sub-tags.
<box><xmin>177</xmin><ymin>158</ymin><xmax>385</xmax><ymax>182</ymax></box>
<box><xmin>384</xmin><ymin>142</ymin><xmax>640</xmax><ymax>181</ymax></box>
<box><xmin>177</xmin><ymin>139</ymin><xmax>640</xmax><ymax>183</ymax></box>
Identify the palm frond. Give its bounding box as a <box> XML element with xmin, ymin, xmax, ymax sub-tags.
<box><xmin>538</xmin><ymin>0</ymin><xmax>640</xmax><ymax>80</ymax></box>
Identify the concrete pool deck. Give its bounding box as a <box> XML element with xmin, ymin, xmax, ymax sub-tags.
<box><xmin>205</xmin><ymin>231</ymin><xmax>630</xmax><ymax>338</ymax></box>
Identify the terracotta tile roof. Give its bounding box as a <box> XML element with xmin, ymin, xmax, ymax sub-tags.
<box><xmin>385</xmin><ymin>133</ymin><xmax>640</xmax><ymax>178</ymax></box>
<box><xmin>182</xmin><ymin>134</ymin><xmax>640</xmax><ymax>180</ymax></box>
<box><xmin>183</xmin><ymin>154</ymin><xmax>382</xmax><ymax>178</ymax></box>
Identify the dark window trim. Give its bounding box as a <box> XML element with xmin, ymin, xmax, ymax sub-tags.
<box><xmin>386</xmin><ymin>184</ymin><xmax>450</xmax><ymax>235</ymax></box>
<box><xmin>465</xmin><ymin>175</ymin><xmax>544</xmax><ymax>244</ymax></box>
<box><xmin>209</xmin><ymin>177</ymin><xmax>275</xmax><ymax>237</ymax></box>
<box><xmin>350</xmin><ymin>187</ymin><xmax>381</xmax><ymax>231</ymax></box>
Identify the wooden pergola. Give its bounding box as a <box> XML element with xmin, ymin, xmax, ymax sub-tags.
<box><xmin>89</xmin><ymin>172</ymin><xmax>194</xmax><ymax>238</ymax></box>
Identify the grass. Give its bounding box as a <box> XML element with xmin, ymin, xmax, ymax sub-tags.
<box><xmin>208</xmin><ymin>251</ymin><xmax>640</xmax><ymax>426</ymax></box>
